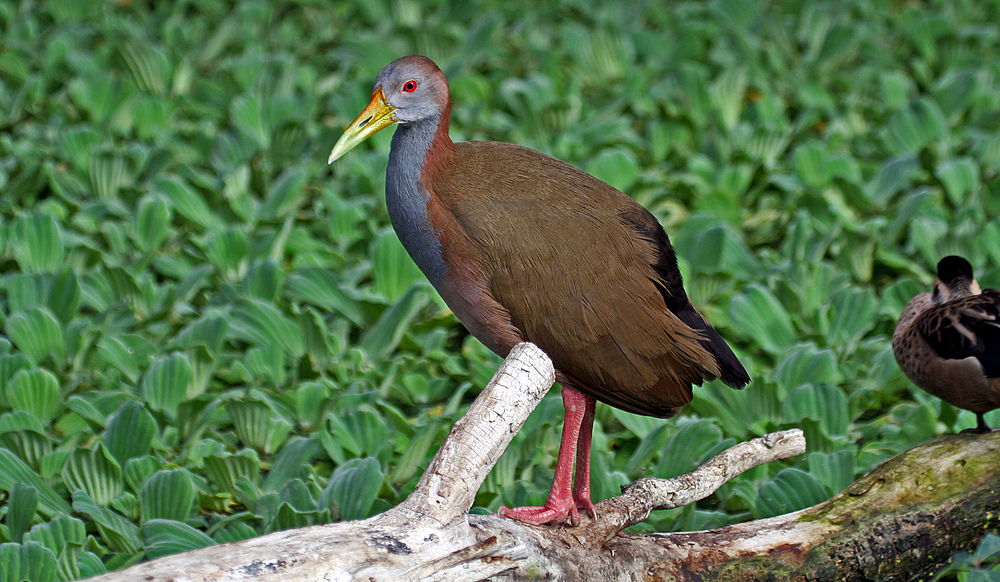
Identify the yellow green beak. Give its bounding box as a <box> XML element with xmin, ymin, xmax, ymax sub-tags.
<box><xmin>328</xmin><ymin>87</ymin><xmax>398</xmax><ymax>163</ymax></box>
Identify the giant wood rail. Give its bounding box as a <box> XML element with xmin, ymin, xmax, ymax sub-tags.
<box><xmin>328</xmin><ymin>55</ymin><xmax>751</xmax><ymax>525</ymax></box>
<box><xmin>893</xmin><ymin>256</ymin><xmax>1000</xmax><ymax>434</ymax></box>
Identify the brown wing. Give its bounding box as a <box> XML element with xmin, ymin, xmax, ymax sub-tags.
<box><xmin>616</xmin><ymin>204</ymin><xmax>750</xmax><ymax>390</ymax></box>
<box><xmin>438</xmin><ymin>141</ymin><xmax>747</xmax><ymax>417</ymax></box>
<box><xmin>917</xmin><ymin>289</ymin><xmax>1000</xmax><ymax>378</ymax></box>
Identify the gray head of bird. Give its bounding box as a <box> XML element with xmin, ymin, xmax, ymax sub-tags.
<box><xmin>931</xmin><ymin>255</ymin><xmax>981</xmax><ymax>304</ymax></box>
<box><xmin>328</xmin><ymin>56</ymin><xmax>448</xmax><ymax>163</ymax></box>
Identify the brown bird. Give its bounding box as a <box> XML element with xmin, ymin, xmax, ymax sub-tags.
<box><xmin>892</xmin><ymin>256</ymin><xmax>1000</xmax><ymax>434</ymax></box>
<box><xmin>328</xmin><ymin>55</ymin><xmax>750</xmax><ymax>525</ymax></box>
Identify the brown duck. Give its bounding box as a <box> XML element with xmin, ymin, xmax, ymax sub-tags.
<box><xmin>328</xmin><ymin>55</ymin><xmax>750</xmax><ymax>524</ymax></box>
<box><xmin>892</xmin><ymin>255</ymin><xmax>1000</xmax><ymax>433</ymax></box>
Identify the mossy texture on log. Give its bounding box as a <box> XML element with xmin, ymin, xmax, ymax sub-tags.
<box><xmin>679</xmin><ymin>431</ymin><xmax>1000</xmax><ymax>581</ymax></box>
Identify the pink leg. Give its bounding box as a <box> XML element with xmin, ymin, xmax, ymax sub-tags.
<box><xmin>572</xmin><ymin>393</ymin><xmax>597</xmax><ymax>518</ymax></box>
<box><xmin>497</xmin><ymin>386</ymin><xmax>590</xmax><ymax>525</ymax></box>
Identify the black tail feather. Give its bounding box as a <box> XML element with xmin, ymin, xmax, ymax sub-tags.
<box><xmin>675</xmin><ymin>307</ymin><xmax>751</xmax><ymax>389</ymax></box>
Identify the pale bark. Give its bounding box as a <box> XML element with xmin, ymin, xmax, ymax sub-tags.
<box><xmin>84</xmin><ymin>342</ymin><xmax>1000</xmax><ymax>582</ymax></box>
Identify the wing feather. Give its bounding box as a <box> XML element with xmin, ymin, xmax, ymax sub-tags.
<box><xmin>917</xmin><ymin>289</ymin><xmax>1000</xmax><ymax>377</ymax></box>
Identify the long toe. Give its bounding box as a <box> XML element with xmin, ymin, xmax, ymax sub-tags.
<box><xmin>574</xmin><ymin>494</ymin><xmax>597</xmax><ymax>520</ymax></box>
<box><xmin>960</xmin><ymin>426</ymin><xmax>992</xmax><ymax>434</ymax></box>
<box><xmin>960</xmin><ymin>424</ymin><xmax>992</xmax><ymax>435</ymax></box>
<box><xmin>497</xmin><ymin>503</ymin><xmax>580</xmax><ymax>526</ymax></box>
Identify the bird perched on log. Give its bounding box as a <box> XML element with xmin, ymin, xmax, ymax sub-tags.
<box><xmin>328</xmin><ymin>55</ymin><xmax>750</xmax><ymax>525</ymax></box>
<box><xmin>892</xmin><ymin>255</ymin><xmax>1000</xmax><ymax>434</ymax></box>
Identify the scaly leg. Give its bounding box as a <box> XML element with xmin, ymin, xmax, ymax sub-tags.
<box><xmin>572</xmin><ymin>391</ymin><xmax>597</xmax><ymax>518</ymax></box>
<box><xmin>497</xmin><ymin>386</ymin><xmax>590</xmax><ymax>525</ymax></box>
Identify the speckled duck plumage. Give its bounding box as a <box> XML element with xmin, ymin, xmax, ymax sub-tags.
<box><xmin>892</xmin><ymin>256</ymin><xmax>1000</xmax><ymax>433</ymax></box>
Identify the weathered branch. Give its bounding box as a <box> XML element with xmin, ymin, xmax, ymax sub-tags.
<box><xmin>84</xmin><ymin>343</ymin><xmax>1000</xmax><ymax>582</ymax></box>
<box><xmin>85</xmin><ymin>342</ymin><xmax>558</xmax><ymax>582</ymax></box>
<box><xmin>595</xmin><ymin>429</ymin><xmax>805</xmax><ymax>535</ymax></box>
<box><xmin>383</xmin><ymin>341</ymin><xmax>555</xmax><ymax>529</ymax></box>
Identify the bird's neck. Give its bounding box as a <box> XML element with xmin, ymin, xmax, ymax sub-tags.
<box><xmin>385</xmin><ymin>113</ymin><xmax>454</xmax><ymax>285</ymax></box>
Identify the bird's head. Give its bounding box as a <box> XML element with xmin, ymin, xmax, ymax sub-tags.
<box><xmin>932</xmin><ymin>255</ymin><xmax>981</xmax><ymax>303</ymax></box>
<box><xmin>328</xmin><ymin>55</ymin><xmax>449</xmax><ymax>163</ymax></box>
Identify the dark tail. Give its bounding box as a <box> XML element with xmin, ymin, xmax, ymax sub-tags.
<box><xmin>675</xmin><ymin>307</ymin><xmax>751</xmax><ymax>389</ymax></box>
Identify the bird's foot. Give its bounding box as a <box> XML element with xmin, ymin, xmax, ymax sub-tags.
<box><xmin>961</xmin><ymin>414</ymin><xmax>993</xmax><ymax>434</ymax></box>
<box><xmin>497</xmin><ymin>502</ymin><xmax>580</xmax><ymax>526</ymax></box>
<box><xmin>575</xmin><ymin>496</ymin><xmax>597</xmax><ymax>521</ymax></box>
<box><xmin>960</xmin><ymin>426</ymin><xmax>992</xmax><ymax>435</ymax></box>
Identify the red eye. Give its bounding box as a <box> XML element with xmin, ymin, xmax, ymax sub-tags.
<box><xmin>402</xmin><ymin>80</ymin><xmax>418</xmax><ymax>93</ymax></box>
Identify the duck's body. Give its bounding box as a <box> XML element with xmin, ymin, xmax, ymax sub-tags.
<box><xmin>330</xmin><ymin>55</ymin><xmax>749</xmax><ymax>524</ymax></box>
<box><xmin>892</xmin><ymin>256</ymin><xmax>1000</xmax><ymax>433</ymax></box>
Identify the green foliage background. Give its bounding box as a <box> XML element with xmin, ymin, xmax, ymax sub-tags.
<box><xmin>1</xmin><ymin>0</ymin><xmax>1000</xmax><ymax>579</ymax></box>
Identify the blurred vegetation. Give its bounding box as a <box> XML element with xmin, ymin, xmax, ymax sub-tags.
<box><xmin>1</xmin><ymin>0</ymin><xmax>999</xmax><ymax>579</ymax></box>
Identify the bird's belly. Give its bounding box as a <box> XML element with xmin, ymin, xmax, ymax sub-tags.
<box><xmin>912</xmin><ymin>355</ymin><xmax>999</xmax><ymax>413</ymax></box>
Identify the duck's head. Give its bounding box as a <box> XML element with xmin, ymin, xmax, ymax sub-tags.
<box><xmin>932</xmin><ymin>255</ymin><xmax>981</xmax><ymax>303</ymax></box>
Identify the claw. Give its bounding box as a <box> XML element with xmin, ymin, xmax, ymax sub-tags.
<box><xmin>497</xmin><ymin>503</ymin><xmax>580</xmax><ymax>526</ymax></box>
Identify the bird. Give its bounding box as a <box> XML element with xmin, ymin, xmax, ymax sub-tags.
<box><xmin>328</xmin><ymin>55</ymin><xmax>750</xmax><ymax>525</ymax></box>
<box><xmin>892</xmin><ymin>255</ymin><xmax>1000</xmax><ymax>434</ymax></box>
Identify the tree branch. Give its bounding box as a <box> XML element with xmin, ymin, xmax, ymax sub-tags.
<box><xmin>383</xmin><ymin>341</ymin><xmax>554</xmax><ymax>528</ymax></box>
<box><xmin>592</xmin><ymin>429</ymin><xmax>805</xmax><ymax>538</ymax></box>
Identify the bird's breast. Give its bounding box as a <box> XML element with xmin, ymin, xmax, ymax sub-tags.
<box><xmin>385</xmin><ymin>131</ymin><xmax>524</xmax><ymax>357</ymax></box>
<box><xmin>385</xmin><ymin>124</ymin><xmax>448</xmax><ymax>286</ymax></box>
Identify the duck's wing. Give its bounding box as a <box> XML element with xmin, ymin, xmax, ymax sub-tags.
<box><xmin>916</xmin><ymin>289</ymin><xmax>1000</xmax><ymax>377</ymax></box>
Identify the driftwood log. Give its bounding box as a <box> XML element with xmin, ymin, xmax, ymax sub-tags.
<box><xmin>85</xmin><ymin>342</ymin><xmax>1000</xmax><ymax>581</ymax></box>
